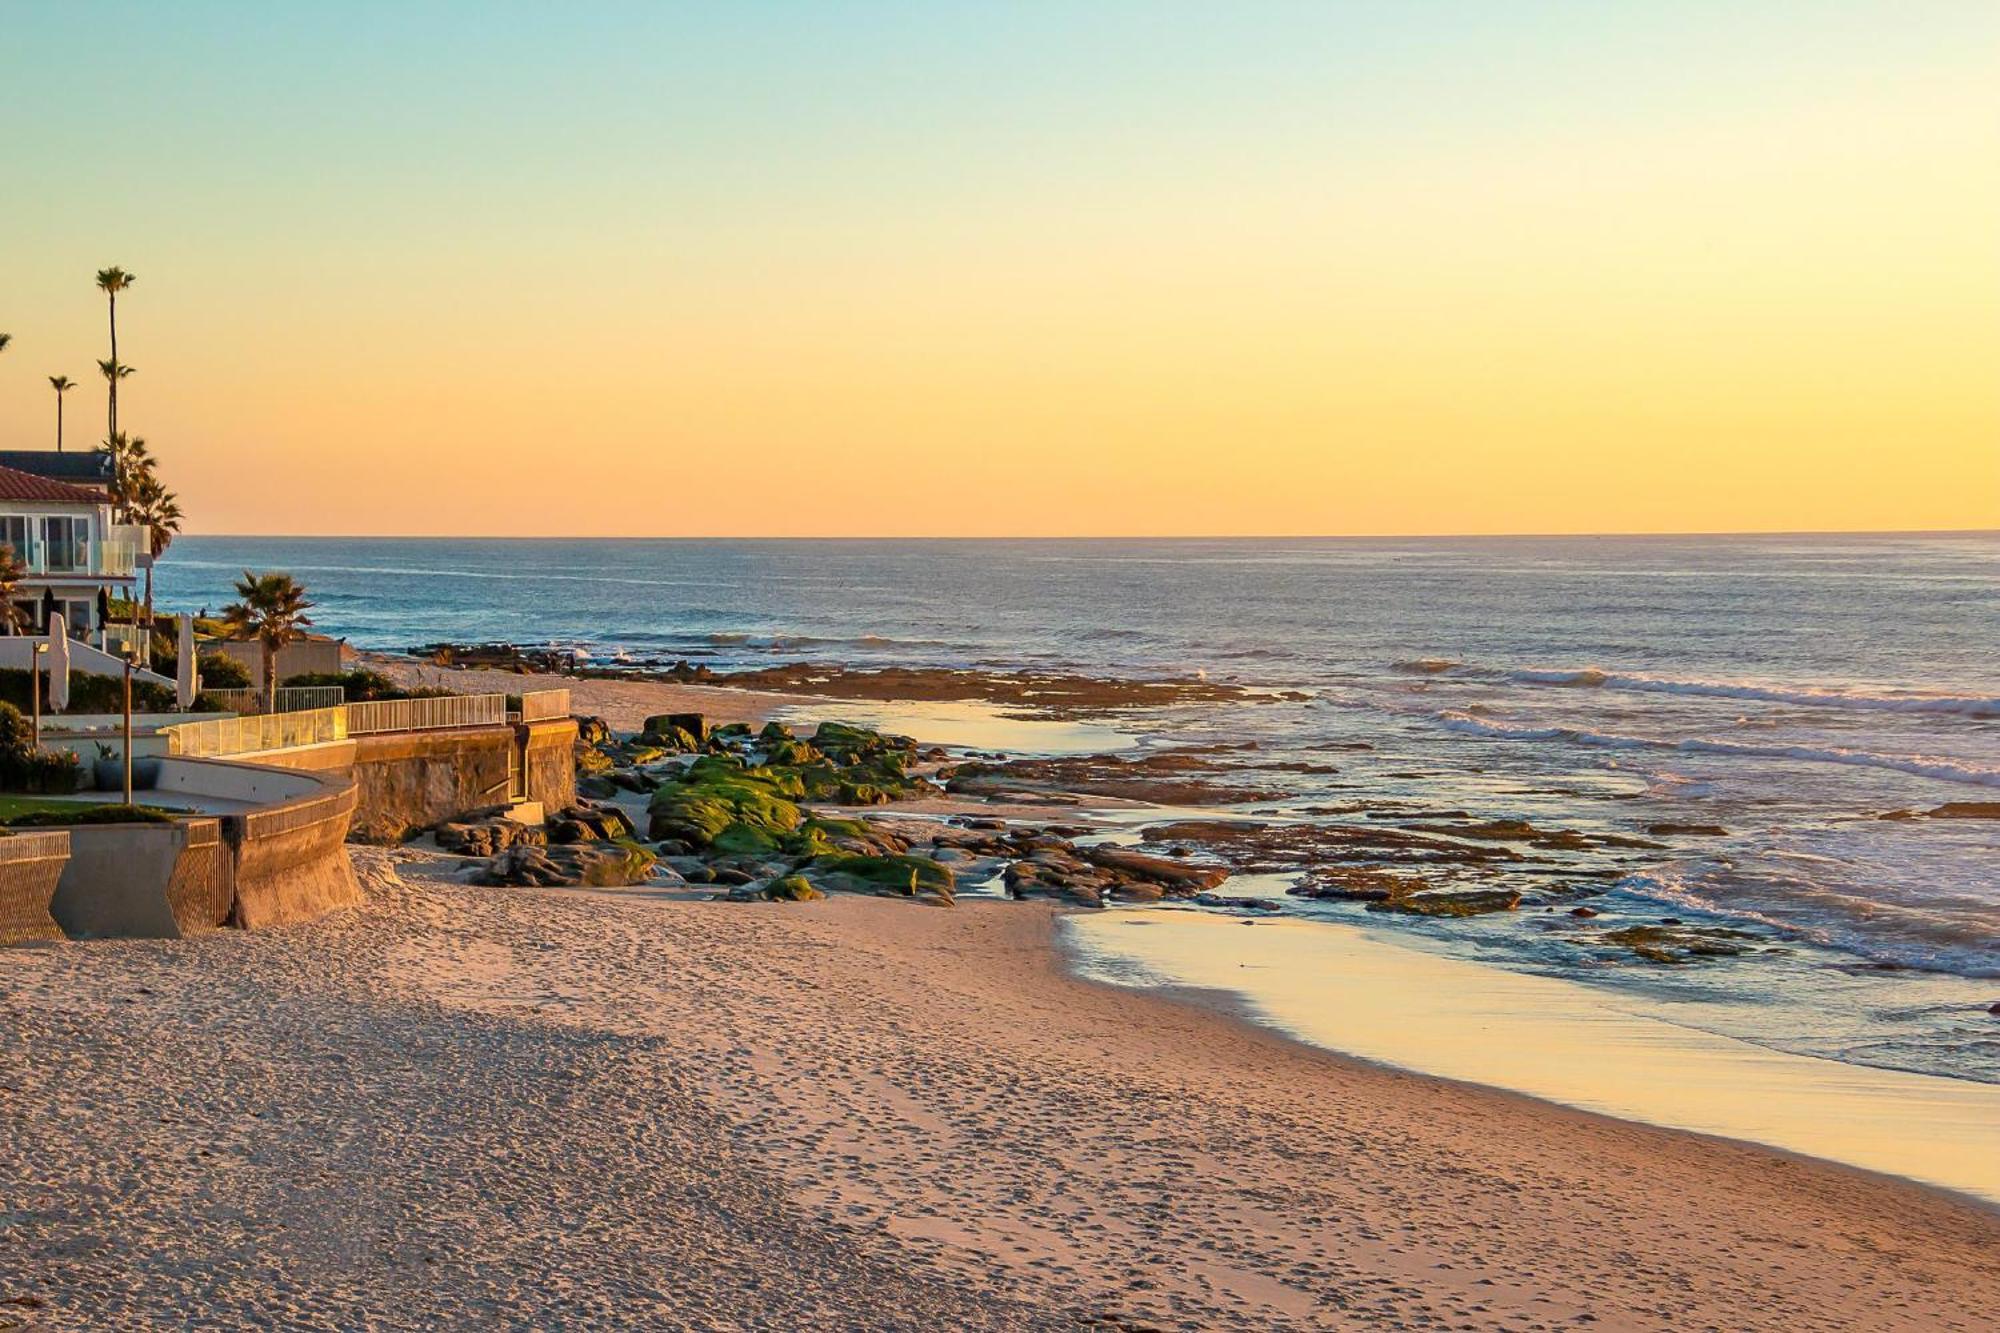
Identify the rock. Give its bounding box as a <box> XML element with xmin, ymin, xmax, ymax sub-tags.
<box><xmin>1599</xmin><ymin>923</ymin><xmax>1755</xmax><ymax>963</ymax></box>
<box><xmin>474</xmin><ymin>840</ymin><xmax>656</xmax><ymax>888</ymax></box>
<box><xmin>643</xmin><ymin>713</ymin><xmax>710</xmax><ymax>744</ymax></box>
<box><xmin>1926</xmin><ymin>802</ymin><xmax>2000</xmax><ymax>820</ymax></box>
<box><xmin>1192</xmin><ymin>894</ymin><xmax>1282</xmax><ymax>912</ymax></box>
<box><xmin>1369</xmin><ymin>887</ymin><xmax>1522</xmax><ymax>917</ymax></box>
<box><xmin>762</xmin><ymin>875</ymin><xmax>825</xmax><ymax>902</ymax></box>
<box><xmin>711</xmin><ymin>867</ymin><xmax>755</xmax><ymax>887</ymax></box>
<box><xmin>437</xmin><ymin>818</ymin><xmax>544</xmax><ymax>858</ymax></box>
<box><xmin>931</xmin><ymin>847</ymin><xmax>971</xmax><ymax>863</ymax></box>
<box><xmin>1646</xmin><ymin>823</ymin><xmax>1730</xmax><ymax>837</ymax></box>
<box><xmin>1290</xmin><ymin>868</ymin><xmax>1427</xmax><ymax>903</ymax></box>
<box><xmin>1079</xmin><ymin>845</ymin><xmax>1228</xmax><ymax>891</ymax></box>
<box><xmin>808</xmin><ymin>852</ymin><xmax>955</xmax><ymax>907</ymax></box>
<box><xmin>1568</xmin><ymin>906</ymin><xmax>1599</xmax><ymax>918</ymax></box>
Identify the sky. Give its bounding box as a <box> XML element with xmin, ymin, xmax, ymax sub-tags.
<box><xmin>1</xmin><ymin>1</ymin><xmax>1995</xmax><ymax>537</ymax></box>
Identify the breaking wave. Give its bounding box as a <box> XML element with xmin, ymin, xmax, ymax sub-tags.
<box><xmin>1505</xmin><ymin>667</ymin><xmax>2000</xmax><ymax>718</ymax></box>
<box><xmin>1434</xmin><ymin>710</ymin><xmax>2000</xmax><ymax>789</ymax></box>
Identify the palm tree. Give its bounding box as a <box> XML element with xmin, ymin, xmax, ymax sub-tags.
<box><xmin>95</xmin><ymin>267</ymin><xmax>135</xmax><ymax>445</ymax></box>
<box><xmin>0</xmin><ymin>333</ymin><xmax>11</xmax><ymax>353</ymax></box>
<box><xmin>220</xmin><ymin>571</ymin><xmax>313</xmax><ymax>709</ymax></box>
<box><xmin>0</xmin><ymin>545</ymin><xmax>26</xmax><ymax>636</ymax></box>
<box><xmin>48</xmin><ymin>376</ymin><xmax>75</xmax><ymax>451</ymax></box>
<box><xmin>99</xmin><ymin>431</ymin><xmax>150</xmax><ymax>520</ymax></box>
<box><xmin>126</xmin><ymin>472</ymin><xmax>182</xmax><ymax>624</ymax></box>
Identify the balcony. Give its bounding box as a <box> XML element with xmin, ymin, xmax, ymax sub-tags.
<box><xmin>17</xmin><ymin>535</ymin><xmax>140</xmax><ymax>579</ymax></box>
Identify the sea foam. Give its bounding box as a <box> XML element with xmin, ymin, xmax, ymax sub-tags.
<box><xmin>1503</xmin><ymin>667</ymin><xmax>2000</xmax><ymax>718</ymax></box>
<box><xmin>1434</xmin><ymin>710</ymin><xmax>2000</xmax><ymax>789</ymax></box>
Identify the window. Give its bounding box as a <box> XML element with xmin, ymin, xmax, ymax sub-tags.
<box><xmin>40</xmin><ymin>516</ymin><xmax>88</xmax><ymax>572</ymax></box>
<box><xmin>0</xmin><ymin>516</ymin><xmax>28</xmax><ymax>563</ymax></box>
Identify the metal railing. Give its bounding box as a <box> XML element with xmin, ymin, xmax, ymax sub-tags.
<box><xmin>203</xmin><ymin>685</ymin><xmax>348</xmax><ymax>715</ymax></box>
<box><xmin>518</xmin><ymin>688</ymin><xmax>571</xmax><ymax>722</ymax></box>
<box><xmin>162</xmin><ymin>691</ymin><xmax>516</xmax><ymax>757</ymax></box>
<box><xmin>164</xmin><ymin>705</ymin><xmax>349</xmax><ymax>757</ymax></box>
<box><xmin>344</xmin><ymin>692</ymin><xmax>509</xmax><ymax>736</ymax></box>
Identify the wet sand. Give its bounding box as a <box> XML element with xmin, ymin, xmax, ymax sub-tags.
<box><xmin>3</xmin><ymin>852</ymin><xmax>1995</xmax><ymax>1330</ymax></box>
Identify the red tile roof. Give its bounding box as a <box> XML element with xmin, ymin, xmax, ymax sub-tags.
<box><xmin>0</xmin><ymin>462</ymin><xmax>109</xmax><ymax>505</ymax></box>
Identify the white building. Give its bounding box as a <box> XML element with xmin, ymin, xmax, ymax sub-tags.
<box><xmin>0</xmin><ymin>458</ymin><xmax>145</xmax><ymax>649</ymax></box>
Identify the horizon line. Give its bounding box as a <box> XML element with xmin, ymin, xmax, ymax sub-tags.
<box><xmin>173</xmin><ymin>527</ymin><xmax>2000</xmax><ymax>542</ymax></box>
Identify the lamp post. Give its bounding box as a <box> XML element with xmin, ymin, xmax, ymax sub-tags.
<box><xmin>121</xmin><ymin>645</ymin><xmax>136</xmax><ymax>806</ymax></box>
<box><xmin>31</xmin><ymin>641</ymin><xmax>47</xmax><ymax>750</ymax></box>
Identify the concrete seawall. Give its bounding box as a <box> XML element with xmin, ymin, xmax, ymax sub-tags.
<box><xmin>263</xmin><ymin>719</ymin><xmax>581</xmax><ymax>843</ymax></box>
<box><xmin>51</xmin><ymin>819</ymin><xmax>228</xmax><ymax>940</ymax></box>
<box><xmin>46</xmin><ymin>759</ymin><xmax>361</xmax><ymax>940</ymax></box>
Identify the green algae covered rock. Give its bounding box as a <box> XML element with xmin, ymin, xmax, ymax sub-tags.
<box><xmin>764</xmin><ymin>875</ymin><xmax>825</xmax><ymax>902</ymax></box>
<box><xmin>711</xmin><ymin>820</ymin><xmax>784</xmax><ymax>856</ymax></box>
<box><xmin>808</xmin><ymin>852</ymin><xmax>955</xmax><ymax>906</ymax></box>
<box><xmin>647</xmin><ymin>755</ymin><xmax>804</xmax><ymax>846</ymax></box>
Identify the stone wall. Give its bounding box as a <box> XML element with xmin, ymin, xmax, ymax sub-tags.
<box><xmin>347</xmin><ymin>726</ymin><xmax>515</xmax><ymax>843</ymax></box>
<box><xmin>345</xmin><ymin>719</ymin><xmax>580</xmax><ymax>843</ymax></box>
<box><xmin>0</xmin><ymin>831</ymin><xmax>71</xmax><ymax>945</ymax></box>
<box><xmin>522</xmin><ymin>718</ymin><xmax>579</xmax><ymax>813</ymax></box>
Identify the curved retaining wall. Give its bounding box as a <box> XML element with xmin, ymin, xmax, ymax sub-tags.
<box><xmin>227</xmin><ymin>778</ymin><xmax>362</xmax><ymax>928</ymax></box>
<box><xmin>0</xmin><ymin>831</ymin><xmax>73</xmax><ymax>945</ymax></box>
<box><xmin>45</xmin><ymin>758</ymin><xmax>361</xmax><ymax>940</ymax></box>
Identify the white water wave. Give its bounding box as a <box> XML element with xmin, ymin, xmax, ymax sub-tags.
<box><xmin>1434</xmin><ymin>710</ymin><xmax>2000</xmax><ymax>789</ymax></box>
<box><xmin>1504</xmin><ymin>666</ymin><xmax>2000</xmax><ymax>718</ymax></box>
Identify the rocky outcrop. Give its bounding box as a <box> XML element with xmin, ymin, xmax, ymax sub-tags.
<box><xmin>472</xmin><ymin>840</ymin><xmax>656</xmax><ymax>889</ymax></box>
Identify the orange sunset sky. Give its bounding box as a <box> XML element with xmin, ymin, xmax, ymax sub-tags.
<box><xmin>2</xmin><ymin>3</ymin><xmax>1996</xmax><ymax>537</ymax></box>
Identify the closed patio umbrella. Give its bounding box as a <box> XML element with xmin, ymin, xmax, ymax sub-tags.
<box><xmin>176</xmin><ymin>614</ymin><xmax>197</xmax><ymax>710</ymax></box>
<box><xmin>46</xmin><ymin>613</ymin><xmax>69</xmax><ymax>713</ymax></box>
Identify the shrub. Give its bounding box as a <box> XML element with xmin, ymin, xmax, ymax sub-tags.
<box><xmin>4</xmin><ymin>802</ymin><xmax>172</xmax><ymax>827</ymax></box>
<box><xmin>197</xmin><ymin>652</ymin><xmax>253</xmax><ymax>689</ymax></box>
<box><xmin>0</xmin><ymin>702</ymin><xmax>81</xmax><ymax>794</ymax></box>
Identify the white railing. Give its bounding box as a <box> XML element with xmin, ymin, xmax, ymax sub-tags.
<box><xmin>162</xmin><ymin>691</ymin><xmax>514</xmax><ymax>757</ymax></box>
<box><xmin>518</xmin><ymin>688</ymin><xmax>571</xmax><ymax>722</ymax></box>
<box><xmin>344</xmin><ymin>693</ymin><xmax>509</xmax><ymax>736</ymax></box>
<box><xmin>202</xmin><ymin>685</ymin><xmax>348</xmax><ymax>715</ymax></box>
<box><xmin>164</xmin><ymin>706</ymin><xmax>349</xmax><ymax>758</ymax></box>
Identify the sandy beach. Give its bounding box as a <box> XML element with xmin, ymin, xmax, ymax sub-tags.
<box><xmin>4</xmin><ymin>850</ymin><xmax>1995</xmax><ymax>1331</ymax></box>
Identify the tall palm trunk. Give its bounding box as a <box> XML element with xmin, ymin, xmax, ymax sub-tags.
<box><xmin>263</xmin><ymin>638</ymin><xmax>278</xmax><ymax>711</ymax></box>
<box><xmin>55</xmin><ymin>391</ymin><xmax>63</xmax><ymax>452</ymax></box>
<box><xmin>106</xmin><ymin>290</ymin><xmax>118</xmax><ymax>446</ymax></box>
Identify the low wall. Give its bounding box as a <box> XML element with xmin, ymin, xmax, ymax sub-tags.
<box><xmin>348</xmin><ymin>725</ymin><xmax>515</xmax><ymax>843</ymax></box>
<box><xmin>0</xmin><ymin>831</ymin><xmax>71</xmax><ymax>945</ymax></box>
<box><xmin>50</xmin><ymin>819</ymin><xmax>228</xmax><ymax>940</ymax></box>
<box><xmin>522</xmin><ymin>718</ymin><xmax>579</xmax><ymax>813</ymax></box>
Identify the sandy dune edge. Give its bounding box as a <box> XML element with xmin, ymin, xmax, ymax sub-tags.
<box><xmin>3</xmin><ymin>853</ymin><xmax>1996</xmax><ymax>1331</ymax></box>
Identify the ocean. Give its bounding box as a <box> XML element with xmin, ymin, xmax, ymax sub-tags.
<box><xmin>157</xmin><ymin>533</ymin><xmax>2000</xmax><ymax>1083</ymax></box>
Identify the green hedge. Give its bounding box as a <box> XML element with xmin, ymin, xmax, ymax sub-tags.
<box><xmin>0</xmin><ymin>668</ymin><xmax>179</xmax><ymax>715</ymax></box>
<box><xmin>4</xmin><ymin>802</ymin><xmax>170</xmax><ymax>827</ymax></box>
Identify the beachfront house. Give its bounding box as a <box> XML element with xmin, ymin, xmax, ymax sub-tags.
<box><xmin>0</xmin><ymin>455</ymin><xmax>145</xmax><ymax>651</ymax></box>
